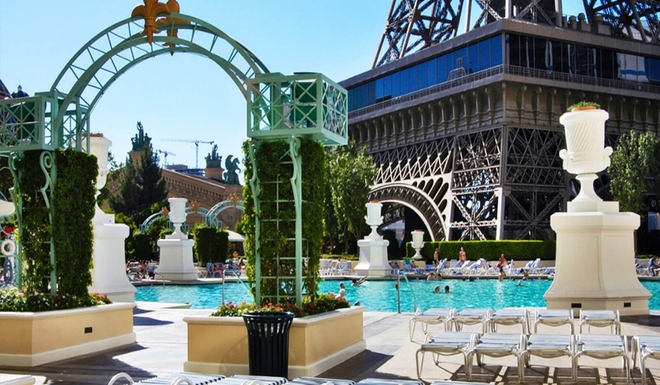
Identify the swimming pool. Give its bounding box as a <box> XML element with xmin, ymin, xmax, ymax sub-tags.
<box><xmin>134</xmin><ymin>279</ymin><xmax>660</xmax><ymax>312</ymax></box>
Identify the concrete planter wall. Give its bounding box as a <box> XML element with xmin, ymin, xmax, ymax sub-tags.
<box><xmin>0</xmin><ymin>303</ymin><xmax>136</xmax><ymax>367</ymax></box>
<box><xmin>184</xmin><ymin>306</ymin><xmax>365</xmax><ymax>378</ymax></box>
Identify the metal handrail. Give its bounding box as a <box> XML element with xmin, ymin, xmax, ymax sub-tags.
<box><xmin>221</xmin><ymin>269</ymin><xmax>251</xmax><ymax>306</ymax></box>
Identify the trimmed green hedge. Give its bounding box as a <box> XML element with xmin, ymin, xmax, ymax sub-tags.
<box><xmin>407</xmin><ymin>240</ymin><xmax>556</xmax><ymax>261</ymax></box>
<box><xmin>193</xmin><ymin>226</ymin><xmax>229</xmax><ymax>264</ymax></box>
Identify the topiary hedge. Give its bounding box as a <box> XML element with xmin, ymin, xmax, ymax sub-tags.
<box><xmin>406</xmin><ymin>240</ymin><xmax>556</xmax><ymax>261</ymax></box>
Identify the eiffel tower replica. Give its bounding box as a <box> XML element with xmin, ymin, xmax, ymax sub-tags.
<box><xmin>342</xmin><ymin>0</ymin><xmax>660</xmax><ymax>242</ymax></box>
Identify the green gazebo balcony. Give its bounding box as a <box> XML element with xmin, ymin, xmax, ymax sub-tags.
<box><xmin>247</xmin><ymin>72</ymin><xmax>348</xmax><ymax>146</ymax></box>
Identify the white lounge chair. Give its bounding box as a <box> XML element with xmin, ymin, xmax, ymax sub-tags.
<box><xmin>468</xmin><ymin>333</ymin><xmax>526</xmax><ymax>382</ymax></box>
<box><xmin>487</xmin><ymin>308</ymin><xmax>528</xmax><ymax>334</ymax></box>
<box><xmin>409</xmin><ymin>308</ymin><xmax>456</xmax><ymax>341</ymax></box>
<box><xmin>521</xmin><ymin>334</ymin><xmax>575</xmax><ymax>382</ymax></box>
<box><xmin>533</xmin><ymin>309</ymin><xmax>574</xmax><ymax>334</ymax></box>
<box><xmin>415</xmin><ymin>331</ymin><xmax>478</xmax><ymax>383</ymax></box>
<box><xmin>107</xmin><ymin>372</ymin><xmax>225</xmax><ymax>385</ymax></box>
<box><xmin>579</xmin><ymin>309</ymin><xmax>621</xmax><ymax>334</ymax></box>
<box><xmin>574</xmin><ymin>334</ymin><xmax>632</xmax><ymax>382</ymax></box>
<box><xmin>452</xmin><ymin>308</ymin><xmax>492</xmax><ymax>333</ymax></box>
<box><xmin>631</xmin><ymin>335</ymin><xmax>660</xmax><ymax>384</ymax></box>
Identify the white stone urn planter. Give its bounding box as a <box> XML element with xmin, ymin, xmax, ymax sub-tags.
<box><xmin>558</xmin><ymin>108</ymin><xmax>615</xmax><ymax>212</ymax></box>
<box><xmin>411</xmin><ymin>230</ymin><xmax>424</xmax><ymax>260</ymax></box>
<box><xmin>79</xmin><ymin>134</ymin><xmax>113</xmax><ymax>223</ymax></box>
<box><xmin>0</xmin><ymin>303</ymin><xmax>135</xmax><ymax>367</ymax></box>
<box><xmin>184</xmin><ymin>306</ymin><xmax>365</xmax><ymax>378</ymax></box>
<box><xmin>545</xmin><ymin>106</ymin><xmax>651</xmax><ymax>315</ymax></box>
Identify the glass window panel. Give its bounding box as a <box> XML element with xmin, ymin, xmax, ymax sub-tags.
<box><xmin>648</xmin><ymin>58</ymin><xmax>660</xmax><ymax>82</ymax></box>
<box><xmin>455</xmin><ymin>47</ymin><xmax>468</xmax><ymax>70</ymax></box>
<box><xmin>391</xmin><ymin>71</ymin><xmax>401</xmax><ymax>97</ymax></box>
<box><xmin>400</xmin><ymin>67</ymin><xmax>410</xmax><ymax>95</ymax></box>
<box><xmin>417</xmin><ymin>61</ymin><xmax>428</xmax><ymax>89</ymax></box>
<box><xmin>367</xmin><ymin>81</ymin><xmax>376</xmax><ymax>105</ymax></box>
<box><xmin>468</xmin><ymin>43</ymin><xmax>479</xmax><ymax>73</ymax></box>
<box><xmin>437</xmin><ymin>54</ymin><xmax>448</xmax><ymax>82</ymax></box>
<box><xmin>383</xmin><ymin>75</ymin><xmax>392</xmax><ymax>97</ymax></box>
<box><xmin>478</xmin><ymin>39</ymin><xmax>490</xmax><ymax>70</ymax></box>
<box><xmin>446</xmin><ymin>50</ymin><xmax>456</xmax><ymax>73</ymax></box>
<box><xmin>490</xmin><ymin>34</ymin><xmax>502</xmax><ymax>66</ymax></box>
<box><xmin>375</xmin><ymin>77</ymin><xmax>384</xmax><ymax>100</ymax></box>
<box><xmin>428</xmin><ymin>57</ymin><xmax>438</xmax><ymax>85</ymax></box>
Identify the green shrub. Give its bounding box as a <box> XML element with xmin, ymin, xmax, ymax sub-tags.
<box><xmin>406</xmin><ymin>240</ymin><xmax>556</xmax><ymax>261</ymax></box>
<box><xmin>0</xmin><ymin>290</ymin><xmax>111</xmax><ymax>312</ymax></box>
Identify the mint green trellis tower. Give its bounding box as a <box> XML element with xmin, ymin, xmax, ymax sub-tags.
<box><xmin>247</xmin><ymin>73</ymin><xmax>347</xmax><ymax>306</ymax></box>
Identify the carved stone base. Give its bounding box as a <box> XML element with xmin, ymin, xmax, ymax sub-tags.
<box><xmin>545</xmin><ymin>211</ymin><xmax>650</xmax><ymax>316</ymax></box>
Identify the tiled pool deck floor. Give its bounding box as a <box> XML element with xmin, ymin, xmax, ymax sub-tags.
<box><xmin>3</xmin><ymin>303</ymin><xmax>660</xmax><ymax>384</ymax></box>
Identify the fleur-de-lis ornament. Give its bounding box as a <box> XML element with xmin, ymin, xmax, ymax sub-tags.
<box><xmin>229</xmin><ymin>193</ymin><xmax>240</xmax><ymax>207</ymax></box>
<box><xmin>155</xmin><ymin>0</ymin><xmax>189</xmax><ymax>54</ymax></box>
<box><xmin>131</xmin><ymin>0</ymin><xmax>171</xmax><ymax>44</ymax></box>
<box><xmin>191</xmin><ymin>200</ymin><xmax>200</xmax><ymax>213</ymax></box>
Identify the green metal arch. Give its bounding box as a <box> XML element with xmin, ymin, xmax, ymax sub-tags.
<box><xmin>50</xmin><ymin>13</ymin><xmax>270</xmax><ymax>137</ymax></box>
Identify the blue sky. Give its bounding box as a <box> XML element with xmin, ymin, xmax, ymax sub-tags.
<box><xmin>0</xmin><ymin>1</ymin><xmax>584</xmax><ymax>169</ymax></box>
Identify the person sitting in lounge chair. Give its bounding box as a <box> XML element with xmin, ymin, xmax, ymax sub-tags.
<box><xmin>649</xmin><ymin>255</ymin><xmax>659</xmax><ymax>276</ymax></box>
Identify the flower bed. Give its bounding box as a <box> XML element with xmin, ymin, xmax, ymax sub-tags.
<box><xmin>184</xmin><ymin>305</ymin><xmax>365</xmax><ymax>378</ymax></box>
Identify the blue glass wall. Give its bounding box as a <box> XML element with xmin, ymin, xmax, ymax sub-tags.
<box><xmin>348</xmin><ymin>35</ymin><xmax>503</xmax><ymax>111</ymax></box>
<box><xmin>348</xmin><ymin>31</ymin><xmax>660</xmax><ymax>112</ymax></box>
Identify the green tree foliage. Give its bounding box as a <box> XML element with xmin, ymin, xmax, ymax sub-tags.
<box><xmin>609</xmin><ymin>131</ymin><xmax>660</xmax><ymax>214</ymax></box>
<box><xmin>326</xmin><ymin>141</ymin><xmax>377</xmax><ymax>253</ymax></box>
<box><xmin>108</xmin><ymin>124</ymin><xmax>168</xmax><ymax>226</ymax></box>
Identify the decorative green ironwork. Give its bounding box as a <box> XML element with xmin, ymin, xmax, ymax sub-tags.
<box><xmin>247</xmin><ymin>73</ymin><xmax>348</xmax><ymax>146</ymax></box>
<box><xmin>0</xmin><ymin>95</ymin><xmax>62</xmax><ymax>153</ymax></box>
<box><xmin>49</xmin><ymin>14</ymin><xmax>270</xmax><ymax>143</ymax></box>
<box><xmin>139</xmin><ymin>200</ymin><xmax>245</xmax><ymax>232</ymax></box>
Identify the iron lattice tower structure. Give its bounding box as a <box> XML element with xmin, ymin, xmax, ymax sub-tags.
<box><xmin>345</xmin><ymin>0</ymin><xmax>660</xmax><ymax>241</ymax></box>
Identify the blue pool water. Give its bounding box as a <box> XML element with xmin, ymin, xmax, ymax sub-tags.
<box><xmin>134</xmin><ymin>279</ymin><xmax>660</xmax><ymax>312</ymax></box>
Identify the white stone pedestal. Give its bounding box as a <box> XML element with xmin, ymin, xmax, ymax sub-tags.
<box><xmin>545</xmin><ymin>211</ymin><xmax>651</xmax><ymax>315</ymax></box>
<box><xmin>156</xmin><ymin>238</ymin><xmax>198</xmax><ymax>281</ymax></box>
<box><xmin>89</xmin><ymin>222</ymin><xmax>136</xmax><ymax>303</ymax></box>
<box><xmin>355</xmin><ymin>239</ymin><xmax>391</xmax><ymax>278</ymax></box>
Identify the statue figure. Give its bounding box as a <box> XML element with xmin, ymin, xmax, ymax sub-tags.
<box><xmin>224</xmin><ymin>155</ymin><xmax>241</xmax><ymax>185</ymax></box>
<box><xmin>205</xmin><ymin>144</ymin><xmax>222</xmax><ymax>168</ymax></box>
<box><xmin>131</xmin><ymin>121</ymin><xmax>151</xmax><ymax>151</ymax></box>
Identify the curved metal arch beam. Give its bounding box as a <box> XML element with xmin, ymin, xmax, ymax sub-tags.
<box><xmin>369</xmin><ymin>182</ymin><xmax>444</xmax><ymax>241</ymax></box>
<box><xmin>53</xmin><ymin>34</ymin><xmax>256</xmax><ymax>131</ymax></box>
<box><xmin>207</xmin><ymin>200</ymin><xmax>244</xmax><ymax>220</ymax></box>
<box><xmin>76</xmin><ymin>39</ymin><xmax>251</xmax><ymax>134</ymax></box>
<box><xmin>51</xmin><ymin>13</ymin><xmax>268</xmax><ymax>93</ymax></box>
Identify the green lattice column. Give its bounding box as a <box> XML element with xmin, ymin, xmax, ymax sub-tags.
<box><xmin>247</xmin><ymin>73</ymin><xmax>347</xmax><ymax>306</ymax></box>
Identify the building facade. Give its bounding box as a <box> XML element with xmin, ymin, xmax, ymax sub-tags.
<box><xmin>341</xmin><ymin>5</ymin><xmax>660</xmax><ymax>241</ymax></box>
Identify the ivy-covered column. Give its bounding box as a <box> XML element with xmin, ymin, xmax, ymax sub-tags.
<box><xmin>244</xmin><ymin>73</ymin><xmax>348</xmax><ymax>307</ymax></box>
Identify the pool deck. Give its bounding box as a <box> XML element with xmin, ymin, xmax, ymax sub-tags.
<box><xmin>3</xmin><ymin>302</ymin><xmax>660</xmax><ymax>384</ymax></box>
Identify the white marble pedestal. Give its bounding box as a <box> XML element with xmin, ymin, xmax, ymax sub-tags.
<box><xmin>156</xmin><ymin>238</ymin><xmax>198</xmax><ymax>281</ymax></box>
<box><xmin>89</xmin><ymin>215</ymin><xmax>136</xmax><ymax>303</ymax></box>
<box><xmin>544</xmin><ymin>211</ymin><xmax>651</xmax><ymax>316</ymax></box>
<box><xmin>354</xmin><ymin>238</ymin><xmax>391</xmax><ymax>278</ymax></box>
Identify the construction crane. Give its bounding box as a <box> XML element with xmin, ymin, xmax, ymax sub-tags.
<box><xmin>157</xmin><ymin>150</ymin><xmax>176</xmax><ymax>167</ymax></box>
<box><xmin>161</xmin><ymin>139</ymin><xmax>214</xmax><ymax>169</ymax></box>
